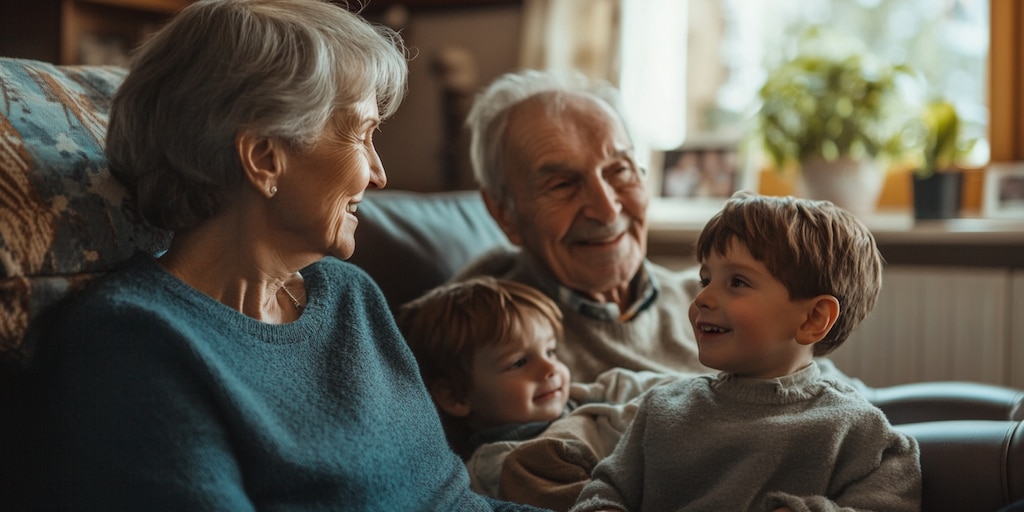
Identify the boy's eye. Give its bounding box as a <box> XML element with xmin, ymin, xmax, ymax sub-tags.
<box><xmin>546</xmin><ymin>349</ymin><xmax>558</xmax><ymax>359</ymax></box>
<box><xmin>698</xmin><ymin>277</ymin><xmax>710</xmax><ymax>287</ymax></box>
<box><xmin>729</xmin><ymin>276</ymin><xmax>749</xmax><ymax>288</ymax></box>
<box><xmin>508</xmin><ymin>358</ymin><xmax>527</xmax><ymax>370</ymax></box>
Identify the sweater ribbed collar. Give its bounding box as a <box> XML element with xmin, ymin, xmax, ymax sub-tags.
<box><xmin>710</xmin><ymin>362</ymin><xmax>826</xmax><ymax>404</ymax></box>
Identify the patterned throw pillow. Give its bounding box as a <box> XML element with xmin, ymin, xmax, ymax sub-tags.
<box><xmin>0</xmin><ymin>58</ymin><xmax>171</xmax><ymax>366</ymax></box>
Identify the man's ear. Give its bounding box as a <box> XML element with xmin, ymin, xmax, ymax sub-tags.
<box><xmin>236</xmin><ymin>130</ymin><xmax>283</xmax><ymax>197</ymax></box>
<box><xmin>481</xmin><ymin>189</ymin><xmax>523</xmax><ymax>246</ymax></box>
<box><xmin>796</xmin><ymin>295</ymin><xmax>840</xmax><ymax>345</ymax></box>
<box><xmin>430</xmin><ymin>381</ymin><xmax>471</xmax><ymax>418</ymax></box>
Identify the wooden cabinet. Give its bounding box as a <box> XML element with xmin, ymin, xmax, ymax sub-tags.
<box><xmin>0</xmin><ymin>0</ymin><xmax>191</xmax><ymax>65</ymax></box>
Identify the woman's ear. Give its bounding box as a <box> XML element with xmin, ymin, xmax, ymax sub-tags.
<box><xmin>481</xmin><ymin>189</ymin><xmax>523</xmax><ymax>246</ymax></box>
<box><xmin>796</xmin><ymin>295</ymin><xmax>840</xmax><ymax>346</ymax></box>
<box><xmin>236</xmin><ymin>130</ymin><xmax>284</xmax><ymax>198</ymax></box>
<box><xmin>430</xmin><ymin>381</ymin><xmax>471</xmax><ymax>418</ymax></box>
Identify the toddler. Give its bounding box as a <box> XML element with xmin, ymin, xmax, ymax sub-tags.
<box><xmin>398</xmin><ymin>276</ymin><xmax>684</xmax><ymax>511</ymax></box>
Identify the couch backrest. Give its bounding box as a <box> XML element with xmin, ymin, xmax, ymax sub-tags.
<box><xmin>0</xmin><ymin>58</ymin><xmax>172</xmax><ymax>369</ymax></box>
<box><xmin>348</xmin><ymin>189</ymin><xmax>511</xmax><ymax>312</ymax></box>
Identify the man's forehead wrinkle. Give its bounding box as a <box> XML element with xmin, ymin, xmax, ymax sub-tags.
<box><xmin>532</xmin><ymin>146</ymin><xmax>634</xmax><ymax>175</ymax></box>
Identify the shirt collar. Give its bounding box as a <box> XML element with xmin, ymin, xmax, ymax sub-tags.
<box><xmin>533</xmin><ymin>259</ymin><xmax>659</xmax><ymax>323</ymax></box>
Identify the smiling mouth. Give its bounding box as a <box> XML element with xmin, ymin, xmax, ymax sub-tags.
<box><xmin>534</xmin><ymin>388</ymin><xmax>563</xmax><ymax>402</ymax></box>
<box><xmin>697</xmin><ymin>322</ymin><xmax>731</xmax><ymax>336</ymax></box>
<box><xmin>568</xmin><ymin>231</ymin><xmax>628</xmax><ymax>251</ymax></box>
<box><xmin>346</xmin><ymin>203</ymin><xmax>358</xmax><ymax>214</ymax></box>
<box><xmin>582</xmin><ymin>231</ymin><xmax>624</xmax><ymax>245</ymax></box>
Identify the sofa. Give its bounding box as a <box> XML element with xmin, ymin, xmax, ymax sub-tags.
<box><xmin>1</xmin><ymin>57</ymin><xmax>1022</xmax><ymax>511</ymax></box>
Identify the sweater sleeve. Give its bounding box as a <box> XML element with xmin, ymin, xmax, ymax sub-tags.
<box><xmin>763</xmin><ymin>421</ymin><xmax>922</xmax><ymax>512</ymax></box>
<box><xmin>570</xmin><ymin>368</ymin><xmax>696</xmax><ymax>405</ymax></box>
<box><xmin>468</xmin><ymin>441</ymin><xmax>520</xmax><ymax>497</ymax></box>
<box><xmin>569</xmin><ymin>395</ymin><xmax>652</xmax><ymax>512</ymax></box>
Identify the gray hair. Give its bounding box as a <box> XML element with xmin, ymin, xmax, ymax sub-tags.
<box><xmin>464</xmin><ymin>69</ymin><xmax>631</xmax><ymax>204</ymax></box>
<box><xmin>107</xmin><ymin>0</ymin><xmax>408</xmax><ymax>231</ymax></box>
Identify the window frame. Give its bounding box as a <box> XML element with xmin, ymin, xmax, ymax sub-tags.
<box><xmin>989</xmin><ymin>0</ymin><xmax>1024</xmax><ymax>162</ymax></box>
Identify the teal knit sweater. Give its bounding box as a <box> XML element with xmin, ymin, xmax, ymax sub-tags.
<box><xmin>38</xmin><ymin>254</ymin><xmax>545</xmax><ymax>511</ymax></box>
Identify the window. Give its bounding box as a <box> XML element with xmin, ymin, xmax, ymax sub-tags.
<box><xmin>683</xmin><ymin>0</ymin><xmax>990</xmax><ymax>164</ymax></box>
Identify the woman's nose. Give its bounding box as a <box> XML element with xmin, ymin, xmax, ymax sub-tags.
<box><xmin>368</xmin><ymin>150</ymin><xmax>387</xmax><ymax>190</ymax></box>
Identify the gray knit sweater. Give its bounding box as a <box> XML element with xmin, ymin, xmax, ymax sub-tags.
<box><xmin>571</xmin><ymin>363</ymin><xmax>922</xmax><ymax>512</ymax></box>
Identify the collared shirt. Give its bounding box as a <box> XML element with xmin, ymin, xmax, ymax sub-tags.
<box><xmin>535</xmin><ymin>260</ymin><xmax>660</xmax><ymax>323</ymax></box>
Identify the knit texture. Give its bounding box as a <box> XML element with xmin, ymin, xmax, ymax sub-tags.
<box><xmin>466</xmin><ymin>369</ymin><xmax>687</xmax><ymax>507</ymax></box>
<box><xmin>35</xmin><ymin>254</ymin><xmax>546</xmax><ymax>511</ymax></box>
<box><xmin>572</xmin><ymin>362</ymin><xmax>921</xmax><ymax>512</ymax></box>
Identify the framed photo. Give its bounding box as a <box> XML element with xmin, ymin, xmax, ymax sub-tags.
<box><xmin>658</xmin><ymin>134</ymin><xmax>754</xmax><ymax>200</ymax></box>
<box><xmin>983</xmin><ymin>162</ymin><xmax>1024</xmax><ymax>219</ymax></box>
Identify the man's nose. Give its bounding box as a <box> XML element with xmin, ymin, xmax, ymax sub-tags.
<box><xmin>582</xmin><ymin>176</ymin><xmax>621</xmax><ymax>223</ymax></box>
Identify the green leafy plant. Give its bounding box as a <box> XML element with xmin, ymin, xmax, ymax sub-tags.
<box><xmin>756</xmin><ymin>32</ymin><xmax>915</xmax><ymax>172</ymax></box>
<box><xmin>913</xmin><ymin>99</ymin><xmax>977</xmax><ymax>178</ymax></box>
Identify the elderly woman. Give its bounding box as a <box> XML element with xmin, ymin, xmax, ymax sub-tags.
<box><xmin>36</xmin><ymin>1</ymin><xmax>546</xmax><ymax>510</ymax></box>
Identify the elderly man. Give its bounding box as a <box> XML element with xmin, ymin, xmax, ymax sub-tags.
<box><xmin>456</xmin><ymin>69</ymin><xmax>707</xmax><ymax>383</ymax></box>
<box><xmin>458</xmin><ymin>69</ymin><xmax>858</xmax><ymax>386</ymax></box>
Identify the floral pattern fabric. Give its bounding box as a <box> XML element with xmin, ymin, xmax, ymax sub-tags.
<box><xmin>0</xmin><ymin>58</ymin><xmax>171</xmax><ymax>365</ymax></box>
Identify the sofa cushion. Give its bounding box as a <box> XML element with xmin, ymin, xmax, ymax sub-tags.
<box><xmin>0</xmin><ymin>58</ymin><xmax>172</xmax><ymax>365</ymax></box>
<box><xmin>350</xmin><ymin>189</ymin><xmax>511</xmax><ymax>312</ymax></box>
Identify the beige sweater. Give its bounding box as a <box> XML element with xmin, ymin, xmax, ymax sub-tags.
<box><xmin>466</xmin><ymin>369</ymin><xmax>692</xmax><ymax>511</ymax></box>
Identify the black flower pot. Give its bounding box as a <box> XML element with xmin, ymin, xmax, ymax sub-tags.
<box><xmin>912</xmin><ymin>171</ymin><xmax>963</xmax><ymax>220</ymax></box>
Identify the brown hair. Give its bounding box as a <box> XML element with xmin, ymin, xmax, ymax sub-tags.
<box><xmin>396</xmin><ymin>276</ymin><xmax>563</xmax><ymax>401</ymax></box>
<box><xmin>695</xmin><ymin>192</ymin><xmax>883</xmax><ymax>355</ymax></box>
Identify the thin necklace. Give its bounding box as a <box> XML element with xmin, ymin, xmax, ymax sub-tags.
<box><xmin>281</xmin><ymin>283</ymin><xmax>304</xmax><ymax>311</ymax></box>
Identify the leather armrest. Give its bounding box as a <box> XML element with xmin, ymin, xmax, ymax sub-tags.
<box><xmin>870</xmin><ymin>381</ymin><xmax>1024</xmax><ymax>424</ymax></box>
<box><xmin>896</xmin><ymin>420</ymin><xmax>1024</xmax><ymax>512</ymax></box>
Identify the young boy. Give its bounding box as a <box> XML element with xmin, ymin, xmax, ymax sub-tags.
<box><xmin>572</xmin><ymin>193</ymin><xmax>921</xmax><ymax>512</ymax></box>
<box><xmin>397</xmin><ymin>276</ymin><xmax>686</xmax><ymax>511</ymax></box>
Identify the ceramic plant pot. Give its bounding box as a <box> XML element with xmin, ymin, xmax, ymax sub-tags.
<box><xmin>912</xmin><ymin>170</ymin><xmax>962</xmax><ymax>220</ymax></box>
<box><xmin>798</xmin><ymin>157</ymin><xmax>884</xmax><ymax>217</ymax></box>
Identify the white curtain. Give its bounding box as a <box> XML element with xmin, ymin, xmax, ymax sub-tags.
<box><xmin>519</xmin><ymin>0</ymin><xmax>622</xmax><ymax>83</ymax></box>
<box><xmin>518</xmin><ymin>0</ymin><xmax>688</xmax><ymax>155</ymax></box>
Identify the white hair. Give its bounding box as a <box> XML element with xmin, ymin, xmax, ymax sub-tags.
<box><xmin>464</xmin><ymin>69</ymin><xmax>632</xmax><ymax>203</ymax></box>
<box><xmin>107</xmin><ymin>0</ymin><xmax>408</xmax><ymax>231</ymax></box>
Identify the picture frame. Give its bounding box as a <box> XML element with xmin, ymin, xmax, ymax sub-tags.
<box><xmin>657</xmin><ymin>133</ymin><xmax>756</xmax><ymax>201</ymax></box>
<box><xmin>982</xmin><ymin>162</ymin><xmax>1024</xmax><ymax>219</ymax></box>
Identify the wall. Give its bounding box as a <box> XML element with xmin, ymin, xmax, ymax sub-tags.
<box><xmin>367</xmin><ymin>4</ymin><xmax>524</xmax><ymax>193</ymax></box>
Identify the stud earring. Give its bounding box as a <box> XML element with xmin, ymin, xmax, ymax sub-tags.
<box><xmin>269</xmin><ymin>185</ymin><xmax>278</xmax><ymax>196</ymax></box>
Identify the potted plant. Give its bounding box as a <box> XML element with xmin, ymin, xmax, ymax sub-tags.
<box><xmin>756</xmin><ymin>30</ymin><xmax>914</xmax><ymax>215</ymax></box>
<box><xmin>909</xmin><ymin>99</ymin><xmax>976</xmax><ymax>219</ymax></box>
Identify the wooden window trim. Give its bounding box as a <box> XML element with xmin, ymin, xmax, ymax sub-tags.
<box><xmin>990</xmin><ymin>0</ymin><xmax>1024</xmax><ymax>162</ymax></box>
